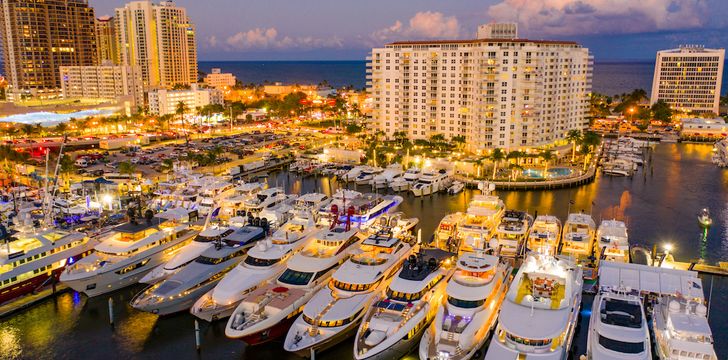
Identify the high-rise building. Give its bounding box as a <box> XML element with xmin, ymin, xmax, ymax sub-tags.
<box><xmin>95</xmin><ymin>16</ymin><xmax>119</xmax><ymax>65</ymax></box>
<box><xmin>0</xmin><ymin>0</ymin><xmax>97</xmax><ymax>100</ymax></box>
<box><xmin>651</xmin><ymin>45</ymin><xmax>725</xmax><ymax>114</ymax></box>
<box><xmin>367</xmin><ymin>24</ymin><xmax>592</xmax><ymax>152</ymax></box>
<box><xmin>60</xmin><ymin>61</ymin><xmax>144</xmax><ymax>109</ymax></box>
<box><xmin>115</xmin><ymin>1</ymin><xmax>198</xmax><ymax>89</ymax></box>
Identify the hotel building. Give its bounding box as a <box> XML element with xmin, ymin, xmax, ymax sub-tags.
<box><xmin>0</xmin><ymin>0</ymin><xmax>97</xmax><ymax>101</ymax></box>
<box><xmin>115</xmin><ymin>1</ymin><xmax>198</xmax><ymax>89</ymax></box>
<box><xmin>59</xmin><ymin>61</ymin><xmax>144</xmax><ymax>109</ymax></box>
<box><xmin>203</xmin><ymin>68</ymin><xmax>236</xmax><ymax>90</ymax></box>
<box><xmin>95</xmin><ymin>16</ymin><xmax>118</xmax><ymax>65</ymax></box>
<box><xmin>651</xmin><ymin>45</ymin><xmax>725</xmax><ymax>114</ymax></box>
<box><xmin>367</xmin><ymin>25</ymin><xmax>592</xmax><ymax>152</ymax></box>
<box><xmin>147</xmin><ymin>84</ymin><xmax>223</xmax><ymax>115</ymax></box>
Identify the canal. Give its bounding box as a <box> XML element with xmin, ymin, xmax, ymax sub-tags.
<box><xmin>1</xmin><ymin>143</ymin><xmax>727</xmax><ymax>360</ymax></box>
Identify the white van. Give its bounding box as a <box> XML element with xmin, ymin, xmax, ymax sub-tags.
<box><xmin>75</xmin><ymin>158</ymin><xmax>89</xmax><ymax>168</ymax></box>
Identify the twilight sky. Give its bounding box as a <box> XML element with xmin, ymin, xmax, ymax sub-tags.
<box><xmin>91</xmin><ymin>0</ymin><xmax>728</xmax><ymax>61</ymax></box>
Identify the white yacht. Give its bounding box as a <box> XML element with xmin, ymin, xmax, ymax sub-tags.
<box><xmin>355</xmin><ymin>166</ymin><xmax>384</xmax><ymax>186</ymax></box>
<box><xmin>432</xmin><ymin>212</ymin><xmax>464</xmax><ymax>252</ymax></box>
<box><xmin>457</xmin><ymin>195</ymin><xmax>505</xmax><ymax>252</ymax></box>
<box><xmin>410</xmin><ymin>170</ymin><xmax>451</xmax><ymax>197</ymax></box>
<box><xmin>258</xmin><ymin>194</ymin><xmax>298</xmax><ymax>229</ymax></box>
<box><xmin>283</xmin><ymin>231</ymin><xmax>414</xmax><ymax>356</ymax></box>
<box><xmin>588</xmin><ymin>286</ymin><xmax>651</xmax><ymax>360</ymax></box>
<box><xmin>354</xmin><ymin>248</ymin><xmax>456</xmax><ymax>360</ymax></box>
<box><xmin>596</xmin><ymin>219</ymin><xmax>629</xmax><ymax>263</ymax></box>
<box><xmin>316</xmin><ymin>189</ymin><xmax>363</xmax><ymax>227</ymax></box>
<box><xmin>527</xmin><ymin>215</ymin><xmax>562</xmax><ymax>256</ymax></box>
<box><xmin>197</xmin><ymin>179</ymin><xmax>236</xmax><ymax>215</ymax></box>
<box><xmin>325</xmin><ymin>193</ymin><xmax>403</xmax><ymax>230</ymax></box>
<box><xmin>190</xmin><ymin>210</ymin><xmax>319</xmax><ymax>321</ymax></box>
<box><xmin>371</xmin><ymin>165</ymin><xmax>403</xmax><ymax>189</ymax></box>
<box><xmin>390</xmin><ymin>167</ymin><xmax>421</xmax><ymax>192</ymax></box>
<box><xmin>652</xmin><ymin>293</ymin><xmax>717</xmax><ymax>360</ymax></box>
<box><xmin>491</xmin><ymin>210</ymin><xmax>533</xmax><ymax>259</ymax></box>
<box><xmin>217</xmin><ymin>182</ymin><xmax>265</xmax><ymax>220</ymax></box>
<box><xmin>0</xmin><ymin>229</ymin><xmax>93</xmax><ymax>305</ymax></box>
<box><xmin>243</xmin><ymin>187</ymin><xmax>288</xmax><ymax>215</ymax></box>
<box><xmin>60</xmin><ymin>208</ymin><xmax>199</xmax><ymax>297</ymax></box>
<box><xmin>225</xmin><ymin>225</ymin><xmax>366</xmax><ymax>345</ymax></box>
<box><xmin>342</xmin><ymin>166</ymin><xmax>367</xmax><ymax>182</ymax></box>
<box><xmin>447</xmin><ymin>181</ymin><xmax>465</xmax><ymax>195</ymax></box>
<box><xmin>130</xmin><ymin>224</ymin><xmax>267</xmax><ymax>315</ymax></box>
<box><xmin>561</xmin><ymin>213</ymin><xmax>597</xmax><ymax>279</ymax></box>
<box><xmin>485</xmin><ymin>254</ymin><xmax>583</xmax><ymax>360</ymax></box>
<box><xmin>420</xmin><ymin>251</ymin><xmax>512</xmax><ymax>360</ymax></box>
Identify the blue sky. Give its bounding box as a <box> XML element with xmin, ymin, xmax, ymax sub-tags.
<box><xmin>92</xmin><ymin>0</ymin><xmax>728</xmax><ymax>61</ymax></box>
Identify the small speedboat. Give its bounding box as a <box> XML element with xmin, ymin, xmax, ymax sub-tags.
<box><xmin>698</xmin><ymin>208</ymin><xmax>712</xmax><ymax>227</ymax></box>
<box><xmin>447</xmin><ymin>181</ymin><xmax>464</xmax><ymax>195</ymax></box>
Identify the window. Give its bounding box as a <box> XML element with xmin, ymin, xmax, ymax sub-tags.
<box><xmin>278</xmin><ymin>269</ymin><xmax>314</xmax><ymax>286</ymax></box>
<box><xmin>447</xmin><ymin>296</ymin><xmax>484</xmax><ymax>308</ymax></box>
<box><xmin>598</xmin><ymin>335</ymin><xmax>645</xmax><ymax>354</ymax></box>
<box><xmin>243</xmin><ymin>256</ymin><xmax>281</xmax><ymax>267</ymax></box>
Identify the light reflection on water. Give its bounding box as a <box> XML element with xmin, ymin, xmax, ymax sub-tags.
<box><xmin>0</xmin><ymin>326</ymin><xmax>22</xmax><ymax>359</ymax></box>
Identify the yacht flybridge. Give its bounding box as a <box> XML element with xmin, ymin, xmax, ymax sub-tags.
<box><xmin>410</xmin><ymin>170</ymin><xmax>451</xmax><ymax>197</ymax></box>
<box><xmin>491</xmin><ymin>210</ymin><xmax>533</xmax><ymax>259</ymax></box>
<box><xmin>283</xmin><ymin>230</ymin><xmax>414</xmax><ymax>356</ymax></box>
<box><xmin>588</xmin><ymin>286</ymin><xmax>651</xmax><ymax>360</ymax></box>
<box><xmin>485</xmin><ymin>254</ymin><xmax>583</xmax><ymax>360</ymax></box>
<box><xmin>596</xmin><ymin>219</ymin><xmax>630</xmax><ymax>263</ymax></box>
<box><xmin>458</xmin><ymin>195</ymin><xmax>505</xmax><ymax>252</ymax></box>
<box><xmin>527</xmin><ymin>215</ymin><xmax>562</xmax><ymax>256</ymax></box>
<box><xmin>561</xmin><ymin>213</ymin><xmax>597</xmax><ymax>278</ymax></box>
<box><xmin>60</xmin><ymin>208</ymin><xmax>200</xmax><ymax>297</ymax></box>
<box><xmin>420</xmin><ymin>251</ymin><xmax>512</xmax><ymax>360</ymax></box>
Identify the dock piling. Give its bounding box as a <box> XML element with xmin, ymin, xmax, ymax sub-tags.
<box><xmin>310</xmin><ymin>348</ymin><xmax>316</xmax><ymax>360</ymax></box>
<box><xmin>107</xmin><ymin>298</ymin><xmax>114</xmax><ymax>327</ymax></box>
<box><xmin>194</xmin><ymin>319</ymin><xmax>201</xmax><ymax>352</ymax></box>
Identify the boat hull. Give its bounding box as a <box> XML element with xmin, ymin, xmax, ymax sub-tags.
<box><xmin>288</xmin><ymin>321</ymin><xmax>360</xmax><ymax>357</ymax></box>
<box><xmin>357</xmin><ymin>321</ymin><xmax>426</xmax><ymax>360</ymax></box>
<box><xmin>240</xmin><ymin>313</ymin><xmax>298</xmax><ymax>345</ymax></box>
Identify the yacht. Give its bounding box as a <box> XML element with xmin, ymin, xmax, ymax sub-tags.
<box><xmin>197</xmin><ymin>179</ymin><xmax>236</xmax><ymax>215</ymax></box>
<box><xmin>490</xmin><ymin>210</ymin><xmax>533</xmax><ymax>259</ymax></box>
<box><xmin>243</xmin><ymin>187</ymin><xmax>288</xmax><ymax>215</ymax></box>
<box><xmin>130</xmin><ymin>222</ymin><xmax>268</xmax><ymax>315</ymax></box>
<box><xmin>354</xmin><ymin>248</ymin><xmax>456</xmax><ymax>360</ymax></box>
<box><xmin>652</xmin><ymin>293</ymin><xmax>717</xmax><ymax>360</ymax></box>
<box><xmin>447</xmin><ymin>181</ymin><xmax>465</xmax><ymax>195</ymax></box>
<box><xmin>355</xmin><ymin>166</ymin><xmax>384</xmax><ymax>186</ymax></box>
<box><xmin>217</xmin><ymin>182</ymin><xmax>265</xmax><ymax>220</ymax></box>
<box><xmin>316</xmin><ymin>189</ymin><xmax>363</xmax><ymax>227</ymax></box>
<box><xmin>335</xmin><ymin>193</ymin><xmax>403</xmax><ymax>229</ymax></box>
<box><xmin>596</xmin><ymin>219</ymin><xmax>629</xmax><ymax>263</ymax></box>
<box><xmin>561</xmin><ymin>213</ymin><xmax>597</xmax><ymax>278</ymax></box>
<box><xmin>371</xmin><ymin>165</ymin><xmax>403</xmax><ymax>189</ymax></box>
<box><xmin>0</xmin><ymin>229</ymin><xmax>93</xmax><ymax>305</ymax></box>
<box><xmin>527</xmin><ymin>215</ymin><xmax>562</xmax><ymax>256</ymax></box>
<box><xmin>485</xmin><ymin>254</ymin><xmax>583</xmax><ymax>360</ymax></box>
<box><xmin>390</xmin><ymin>167</ymin><xmax>421</xmax><ymax>192</ymax></box>
<box><xmin>420</xmin><ymin>251</ymin><xmax>512</xmax><ymax>360</ymax></box>
<box><xmin>190</xmin><ymin>210</ymin><xmax>319</xmax><ymax>321</ymax></box>
<box><xmin>587</xmin><ymin>286</ymin><xmax>651</xmax><ymax>360</ymax></box>
<box><xmin>225</xmin><ymin>225</ymin><xmax>366</xmax><ymax>344</ymax></box>
<box><xmin>283</xmin><ymin>230</ymin><xmax>414</xmax><ymax>356</ymax></box>
<box><xmin>432</xmin><ymin>212</ymin><xmax>464</xmax><ymax>252</ymax></box>
<box><xmin>60</xmin><ymin>208</ymin><xmax>200</xmax><ymax>297</ymax></box>
<box><xmin>342</xmin><ymin>166</ymin><xmax>367</xmax><ymax>182</ymax></box>
<box><xmin>366</xmin><ymin>212</ymin><xmax>419</xmax><ymax>236</ymax></box>
<box><xmin>458</xmin><ymin>195</ymin><xmax>505</xmax><ymax>252</ymax></box>
<box><xmin>258</xmin><ymin>195</ymin><xmax>298</xmax><ymax>229</ymax></box>
<box><xmin>411</xmin><ymin>170</ymin><xmax>451</xmax><ymax>197</ymax></box>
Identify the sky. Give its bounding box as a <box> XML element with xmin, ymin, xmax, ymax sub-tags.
<box><xmin>91</xmin><ymin>0</ymin><xmax>728</xmax><ymax>61</ymax></box>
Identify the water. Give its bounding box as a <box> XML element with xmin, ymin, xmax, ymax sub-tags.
<box><xmin>199</xmin><ymin>60</ymin><xmax>728</xmax><ymax>96</ymax></box>
<box><xmin>2</xmin><ymin>143</ymin><xmax>728</xmax><ymax>360</ymax></box>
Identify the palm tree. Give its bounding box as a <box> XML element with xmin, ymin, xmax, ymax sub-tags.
<box><xmin>566</xmin><ymin>130</ymin><xmax>582</xmax><ymax>162</ymax></box>
<box><xmin>540</xmin><ymin>149</ymin><xmax>555</xmax><ymax>175</ymax></box>
<box><xmin>33</xmin><ymin>123</ymin><xmax>44</xmax><ymax>138</ymax></box>
<box><xmin>118</xmin><ymin>161</ymin><xmax>137</xmax><ymax>192</ymax></box>
<box><xmin>58</xmin><ymin>154</ymin><xmax>75</xmax><ymax>190</ymax></box>
<box><xmin>54</xmin><ymin>123</ymin><xmax>69</xmax><ymax>136</ymax></box>
<box><xmin>20</xmin><ymin>124</ymin><xmax>35</xmax><ymax>138</ymax></box>
<box><xmin>451</xmin><ymin>135</ymin><xmax>466</xmax><ymax>151</ymax></box>
<box><xmin>490</xmin><ymin>148</ymin><xmax>505</xmax><ymax>180</ymax></box>
<box><xmin>506</xmin><ymin>150</ymin><xmax>525</xmax><ymax>166</ymax></box>
<box><xmin>176</xmin><ymin>101</ymin><xmax>189</xmax><ymax>143</ymax></box>
<box><xmin>429</xmin><ymin>134</ymin><xmax>447</xmax><ymax>151</ymax></box>
<box><xmin>160</xmin><ymin>158</ymin><xmax>174</xmax><ymax>174</ymax></box>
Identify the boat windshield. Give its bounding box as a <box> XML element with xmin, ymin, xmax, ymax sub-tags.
<box><xmin>278</xmin><ymin>269</ymin><xmax>314</xmax><ymax>286</ymax></box>
<box><xmin>243</xmin><ymin>256</ymin><xmax>281</xmax><ymax>267</ymax></box>
<box><xmin>601</xmin><ymin>298</ymin><xmax>642</xmax><ymax>328</ymax></box>
<box><xmin>598</xmin><ymin>335</ymin><xmax>645</xmax><ymax>354</ymax></box>
<box><xmin>447</xmin><ymin>295</ymin><xmax>484</xmax><ymax>308</ymax></box>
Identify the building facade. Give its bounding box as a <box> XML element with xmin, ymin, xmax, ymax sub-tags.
<box><xmin>59</xmin><ymin>62</ymin><xmax>143</xmax><ymax>108</ymax></box>
<box><xmin>147</xmin><ymin>84</ymin><xmax>223</xmax><ymax>115</ymax></box>
<box><xmin>651</xmin><ymin>46</ymin><xmax>725</xmax><ymax>114</ymax></box>
<box><xmin>203</xmin><ymin>68</ymin><xmax>236</xmax><ymax>90</ymax></box>
<box><xmin>367</xmin><ymin>27</ymin><xmax>592</xmax><ymax>152</ymax></box>
<box><xmin>115</xmin><ymin>1</ymin><xmax>198</xmax><ymax>89</ymax></box>
<box><xmin>0</xmin><ymin>0</ymin><xmax>97</xmax><ymax>100</ymax></box>
<box><xmin>95</xmin><ymin>16</ymin><xmax>118</xmax><ymax>65</ymax></box>
<box><xmin>679</xmin><ymin>117</ymin><xmax>728</xmax><ymax>140</ymax></box>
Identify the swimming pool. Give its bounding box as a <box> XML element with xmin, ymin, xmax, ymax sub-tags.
<box><xmin>521</xmin><ymin>167</ymin><xmax>573</xmax><ymax>179</ymax></box>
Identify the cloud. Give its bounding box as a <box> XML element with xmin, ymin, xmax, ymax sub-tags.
<box><xmin>212</xmin><ymin>27</ymin><xmax>343</xmax><ymax>51</ymax></box>
<box><xmin>372</xmin><ymin>11</ymin><xmax>461</xmax><ymax>43</ymax></box>
<box><xmin>487</xmin><ymin>0</ymin><xmax>709</xmax><ymax>36</ymax></box>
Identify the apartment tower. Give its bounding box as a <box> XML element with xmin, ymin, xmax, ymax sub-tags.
<box><xmin>95</xmin><ymin>16</ymin><xmax>118</xmax><ymax>65</ymax></box>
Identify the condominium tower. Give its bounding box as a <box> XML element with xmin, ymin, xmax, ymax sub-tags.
<box><xmin>0</xmin><ymin>0</ymin><xmax>97</xmax><ymax>100</ymax></box>
<box><xmin>115</xmin><ymin>1</ymin><xmax>198</xmax><ymax>89</ymax></box>
<box><xmin>651</xmin><ymin>45</ymin><xmax>724</xmax><ymax>114</ymax></box>
<box><xmin>95</xmin><ymin>16</ymin><xmax>118</xmax><ymax>65</ymax></box>
<box><xmin>367</xmin><ymin>25</ymin><xmax>592</xmax><ymax>152</ymax></box>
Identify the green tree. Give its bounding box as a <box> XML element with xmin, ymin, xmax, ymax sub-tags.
<box><xmin>540</xmin><ymin>149</ymin><xmax>555</xmax><ymax>174</ymax></box>
<box><xmin>490</xmin><ymin>148</ymin><xmax>505</xmax><ymax>180</ymax></box>
<box><xmin>58</xmin><ymin>154</ymin><xmax>75</xmax><ymax>189</ymax></box>
<box><xmin>565</xmin><ymin>130</ymin><xmax>582</xmax><ymax>162</ymax></box>
<box><xmin>20</xmin><ymin>124</ymin><xmax>36</xmax><ymax>137</ymax></box>
<box><xmin>451</xmin><ymin>135</ymin><xmax>466</xmax><ymax>151</ymax></box>
<box><xmin>651</xmin><ymin>100</ymin><xmax>673</xmax><ymax>123</ymax></box>
<box><xmin>176</xmin><ymin>101</ymin><xmax>189</xmax><ymax>143</ymax></box>
<box><xmin>429</xmin><ymin>134</ymin><xmax>447</xmax><ymax>151</ymax></box>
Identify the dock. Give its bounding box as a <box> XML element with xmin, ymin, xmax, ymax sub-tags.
<box><xmin>455</xmin><ymin>164</ymin><xmax>597</xmax><ymax>191</ymax></box>
<box><xmin>0</xmin><ymin>283</ymin><xmax>69</xmax><ymax>318</ymax></box>
<box><xmin>665</xmin><ymin>260</ymin><xmax>728</xmax><ymax>277</ymax></box>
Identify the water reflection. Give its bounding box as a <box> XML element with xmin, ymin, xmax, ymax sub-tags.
<box><xmin>0</xmin><ymin>326</ymin><xmax>22</xmax><ymax>359</ymax></box>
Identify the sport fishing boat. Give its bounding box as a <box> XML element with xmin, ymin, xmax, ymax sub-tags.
<box><xmin>485</xmin><ymin>254</ymin><xmax>583</xmax><ymax>360</ymax></box>
<box><xmin>447</xmin><ymin>181</ymin><xmax>465</xmax><ymax>195</ymax></box>
<box><xmin>354</xmin><ymin>248</ymin><xmax>456</xmax><ymax>360</ymax></box>
<box><xmin>527</xmin><ymin>215</ymin><xmax>562</xmax><ymax>255</ymax></box>
<box><xmin>0</xmin><ymin>228</ymin><xmax>93</xmax><ymax>305</ymax></box>
<box><xmin>355</xmin><ymin>166</ymin><xmax>384</xmax><ymax>186</ymax></box>
<box><xmin>432</xmin><ymin>213</ymin><xmax>464</xmax><ymax>252</ymax></box>
<box><xmin>587</xmin><ymin>286</ymin><xmax>651</xmax><ymax>360</ymax></box>
<box><xmin>283</xmin><ymin>230</ymin><xmax>414</xmax><ymax>356</ymax></box>
<box><xmin>652</xmin><ymin>292</ymin><xmax>717</xmax><ymax>359</ymax></box>
<box><xmin>560</xmin><ymin>213</ymin><xmax>597</xmax><ymax>278</ymax></box>
<box><xmin>419</xmin><ymin>250</ymin><xmax>511</xmax><ymax>360</ymax></box>
<box><xmin>698</xmin><ymin>208</ymin><xmax>712</xmax><ymax>227</ymax></box>
<box><xmin>389</xmin><ymin>167</ymin><xmax>421</xmax><ymax>192</ymax></box>
<box><xmin>410</xmin><ymin>170</ymin><xmax>451</xmax><ymax>197</ymax></box>
<box><xmin>60</xmin><ymin>208</ymin><xmax>200</xmax><ymax>297</ymax></box>
<box><xmin>130</xmin><ymin>222</ymin><xmax>268</xmax><ymax>315</ymax></box>
<box><xmin>490</xmin><ymin>210</ymin><xmax>533</xmax><ymax>259</ymax></box>
<box><xmin>458</xmin><ymin>195</ymin><xmax>505</xmax><ymax>252</ymax></box>
<box><xmin>371</xmin><ymin>165</ymin><xmax>403</xmax><ymax>189</ymax></box>
<box><xmin>225</xmin><ymin>224</ymin><xmax>366</xmax><ymax>344</ymax></box>
<box><xmin>243</xmin><ymin>187</ymin><xmax>288</xmax><ymax>215</ymax></box>
<box><xmin>342</xmin><ymin>166</ymin><xmax>368</xmax><ymax>182</ymax></box>
<box><xmin>596</xmin><ymin>219</ymin><xmax>630</xmax><ymax>263</ymax></box>
<box><xmin>190</xmin><ymin>210</ymin><xmax>319</xmax><ymax>321</ymax></box>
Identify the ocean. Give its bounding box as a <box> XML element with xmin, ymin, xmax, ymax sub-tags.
<box><xmin>200</xmin><ymin>60</ymin><xmax>728</xmax><ymax>97</ymax></box>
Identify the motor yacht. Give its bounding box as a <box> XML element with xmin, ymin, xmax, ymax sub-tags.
<box><xmin>485</xmin><ymin>254</ymin><xmax>583</xmax><ymax>360</ymax></box>
<box><xmin>283</xmin><ymin>230</ymin><xmax>414</xmax><ymax>356</ymax></box>
<box><xmin>130</xmin><ymin>222</ymin><xmax>268</xmax><ymax>315</ymax></box>
<box><xmin>0</xmin><ymin>228</ymin><xmax>93</xmax><ymax>305</ymax></box>
<box><xmin>432</xmin><ymin>213</ymin><xmax>464</xmax><ymax>252</ymax></box>
<box><xmin>652</xmin><ymin>292</ymin><xmax>717</xmax><ymax>360</ymax></box>
<box><xmin>355</xmin><ymin>166</ymin><xmax>384</xmax><ymax>186</ymax></box>
<box><xmin>217</xmin><ymin>182</ymin><xmax>265</xmax><ymax>220</ymax></box>
<box><xmin>490</xmin><ymin>210</ymin><xmax>533</xmax><ymax>259</ymax></box>
<box><xmin>316</xmin><ymin>189</ymin><xmax>363</xmax><ymax>227</ymax></box>
<box><xmin>342</xmin><ymin>166</ymin><xmax>367</xmax><ymax>182</ymax></box>
<box><xmin>587</xmin><ymin>286</ymin><xmax>651</xmax><ymax>360</ymax></box>
<box><xmin>243</xmin><ymin>187</ymin><xmax>288</xmax><ymax>215</ymax></box>
<box><xmin>420</xmin><ymin>251</ymin><xmax>512</xmax><ymax>360</ymax></box>
<box><xmin>191</xmin><ymin>210</ymin><xmax>319</xmax><ymax>321</ymax></box>
<box><xmin>60</xmin><ymin>208</ymin><xmax>200</xmax><ymax>297</ymax></box>
<box><xmin>371</xmin><ymin>165</ymin><xmax>403</xmax><ymax>189</ymax></box>
<box><xmin>258</xmin><ymin>195</ymin><xmax>298</xmax><ymax>229</ymax></box>
<box><xmin>354</xmin><ymin>248</ymin><xmax>456</xmax><ymax>360</ymax></box>
<box><xmin>561</xmin><ymin>213</ymin><xmax>597</xmax><ymax>278</ymax></box>
<box><xmin>197</xmin><ymin>179</ymin><xmax>236</xmax><ymax>215</ymax></box>
<box><xmin>335</xmin><ymin>193</ymin><xmax>403</xmax><ymax>229</ymax></box>
<box><xmin>457</xmin><ymin>195</ymin><xmax>505</xmax><ymax>252</ymax></box>
<box><xmin>447</xmin><ymin>181</ymin><xmax>465</xmax><ymax>195</ymax></box>
<box><xmin>225</xmin><ymin>224</ymin><xmax>366</xmax><ymax>344</ymax></box>
<box><xmin>596</xmin><ymin>219</ymin><xmax>629</xmax><ymax>263</ymax></box>
<box><xmin>527</xmin><ymin>215</ymin><xmax>562</xmax><ymax>256</ymax></box>
<box><xmin>365</xmin><ymin>212</ymin><xmax>419</xmax><ymax>236</ymax></box>
<box><xmin>410</xmin><ymin>170</ymin><xmax>451</xmax><ymax>197</ymax></box>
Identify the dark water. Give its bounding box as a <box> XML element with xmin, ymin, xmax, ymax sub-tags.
<box><xmin>200</xmin><ymin>60</ymin><xmax>728</xmax><ymax>97</ymax></box>
<box><xmin>2</xmin><ymin>143</ymin><xmax>728</xmax><ymax>360</ymax></box>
